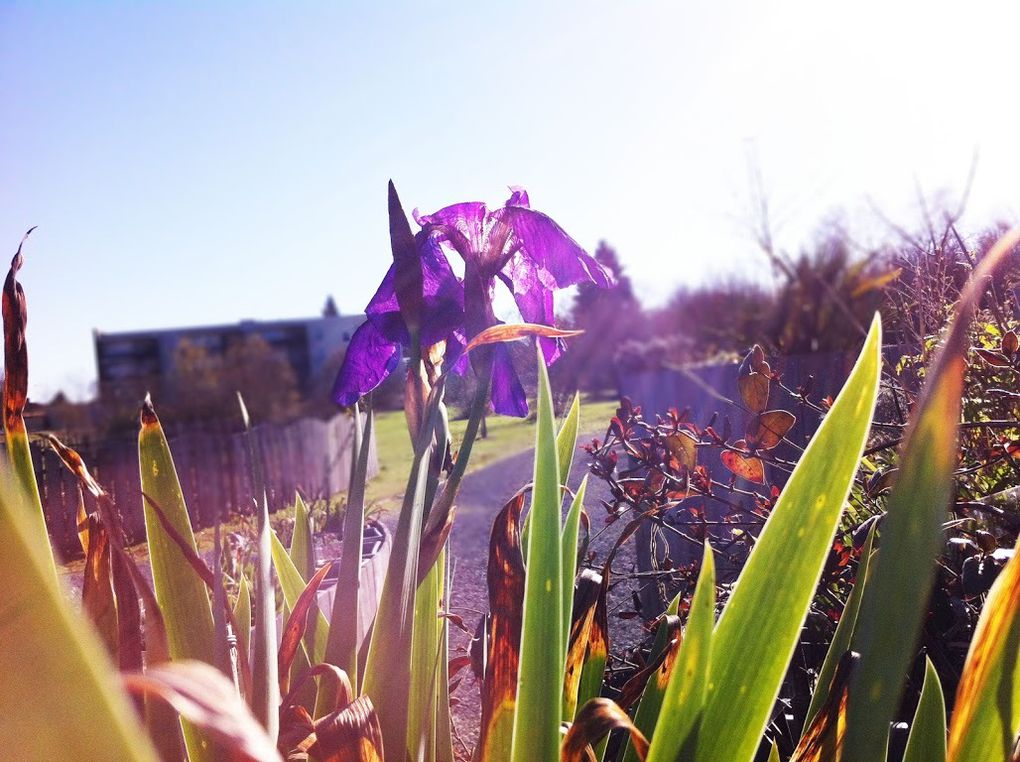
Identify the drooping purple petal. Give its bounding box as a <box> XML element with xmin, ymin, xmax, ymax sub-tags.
<box><xmin>414</xmin><ymin>202</ymin><xmax>489</xmax><ymax>262</ymax></box>
<box><xmin>489</xmin><ymin>343</ymin><xmax>528</xmax><ymax>417</ymax></box>
<box><xmin>496</xmin><ymin>267</ymin><xmax>562</xmax><ymax>365</ymax></box>
<box><xmin>443</xmin><ymin>329</ymin><xmax>469</xmax><ymax>375</ymax></box>
<box><xmin>498</xmin><ymin>205</ymin><xmax>613</xmax><ymax>289</ymax></box>
<box><xmin>332</xmin><ymin>321</ymin><xmax>401</xmax><ymax>406</ymax></box>
<box><xmin>416</xmin><ymin>232</ymin><xmax>465</xmax><ymax>345</ymax></box>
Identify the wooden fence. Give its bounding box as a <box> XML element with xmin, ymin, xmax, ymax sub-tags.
<box><xmin>34</xmin><ymin>413</ymin><xmax>377</xmax><ymax>559</ymax></box>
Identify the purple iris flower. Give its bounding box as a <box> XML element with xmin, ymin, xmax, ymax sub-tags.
<box><xmin>332</xmin><ymin>231</ymin><xmax>464</xmax><ymax>407</ymax></box>
<box><xmin>414</xmin><ymin>188</ymin><xmax>612</xmax><ymax>416</ymax></box>
<box><xmin>334</xmin><ymin>185</ymin><xmax>611</xmax><ymax>417</ymax></box>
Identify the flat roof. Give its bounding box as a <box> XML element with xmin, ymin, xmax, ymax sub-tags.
<box><xmin>94</xmin><ymin>314</ymin><xmax>365</xmax><ymax>342</ymax></box>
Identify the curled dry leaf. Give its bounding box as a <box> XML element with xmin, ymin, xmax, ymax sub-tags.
<box><xmin>975</xmin><ymin>348</ymin><xmax>1012</xmax><ymax>368</ymax></box>
<box><xmin>1002</xmin><ymin>329</ymin><xmax>1019</xmax><ymax>356</ymax></box>
<box><xmin>561</xmin><ymin>697</ymin><xmax>649</xmax><ymax>762</ymax></box>
<box><xmin>309</xmin><ymin>695</ymin><xmax>384</xmax><ymax>762</ymax></box>
<box><xmin>281</xmin><ymin>663</ymin><xmax>353</xmax><ymax>716</ymax></box>
<box><xmin>278</xmin><ymin>561</ymin><xmax>334</xmax><ymax>695</ymax></box>
<box><xmin>82</xmin><ymin>513</ymin><xmax>118</xmax><ymax>657</ymax></box>
<box><xmin>41</xmin><ymin>432</ymin><xmax>106</xmax><ymax>499</ymax></box>
<box><xmin>478</xmin><ymin>490</ymin><xmax>527</xmax><ymax>758</ymax></box>
<box><xmin>563</xmin><ymin>569</ymin><xmax>605</xmax><ymax>719</ymax></box>
<box><xmin>464</xmin><ymin>322</ymin><xmax>583</xmax><ymax>354</ymax></box>
<box><xmin>123</xmin><ymin>660</ymin><xmax>282</xmax><ymax>762</ymax></box>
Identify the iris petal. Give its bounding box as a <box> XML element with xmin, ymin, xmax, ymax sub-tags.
<box><xmin>506</xmin><ymin>186</ymin><xmax>530</xmax><ymax>208</ymax></box>
<box><xmin>499</xmin><ymin>205</ymin><xmax>613</xmax><ymax>289</ymax></box>
<box><xmin>489</xmin><ymin>343</ymin><xmax>528</xmax><ymax>417</ymax></box>
<box><xmin>496</xmin><ymin>266</ymin><xmax>562</xmax><ymax>365</ymax></box>
<box><xmin>332</xmin><ymin>321</ymin><xmax>401</xmax><ymax>407</ymax></box>
<box><xmin>414</xmin><ymin>202</ymin><xmax>489</xmax><ymax>262</ymax></box>
<box><xmin>364</xmin><ymin>233</ymin><xmax>464</xmax><ymax>347</ymax></box>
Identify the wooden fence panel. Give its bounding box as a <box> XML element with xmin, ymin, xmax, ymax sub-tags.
<box><xmin>31</xmin><ymin>412</ymin><xmax>377</xmax><ymax>560</ymax></box>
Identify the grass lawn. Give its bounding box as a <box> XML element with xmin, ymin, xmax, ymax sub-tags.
<box><xmin>365</xmin><ymin>395</ymin><xmax>620</xmax><ymax>513</ymax></box>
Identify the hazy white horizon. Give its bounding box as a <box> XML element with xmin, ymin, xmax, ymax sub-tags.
<box><xmin>2</xmin><ymin>0</ymin><xmax>1018</xmax><ymax>400</ymax></box>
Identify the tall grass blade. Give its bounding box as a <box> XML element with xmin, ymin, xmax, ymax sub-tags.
<box><xmin>362</xmin><ymin>384</ymin><xmax>443</xmax><ymax>758</ymax></box>
<box><xmin>557</xmin><ymin>391</ymin><xmax>581</xmax><ymax>485</ymax></box>
<box><xmin>139</xmin><ymin>397</ymin><xmax>218</xmax><ymax>759</ymax></box>
<box><xmin>947</xmin><ymin>538</ymin><xmax>1020</xmax><ymax>761</ymax></box>
<box><xmin>520</xmin><ymin>392</ymin><xmax>581</xmax><ymax>561</ymax></box>
<box><xmin>561</xmin><ymin>474</ymin><xmax>588</xmax><ymax>666</ymax></box>
<box><xmin>622</xmin><ymin>594</ymin><xmax>682</xmax><ymax>762</ymax></box>
<box><xmin>645</xmin><ymin>542</ymin><xmax>716</xmax><ymax>762</ymax></box>
<box><xmin>846</xmin><ymin>231</ymin><xmax>1020</xmax><ymax>759</ymax></box>
<box><xmin>238</xmin><ymin>392</ymin><xmax>280</xmax><ymax>743</ymax></box>
<box><xmin>407</xmin><ymin>551</ymin><xmax>443</xmax><ymax>761</ymax></box>
<box><xmin>802</xmin><ymin>524</ymin><xmax>876</xmax><ymax>733</ymax></box>
<box><xmin>234</xmin><ymin>575</ymin><xmax>252</xmax><ymax>675</ymax></box>
<box><xmin>696</xmin><ymin>315</ymin><xmax>881</xmax><ymax>762</ymax></box>
<box><xmin>324</xmin><ymin>403</ymin><xmax>372</xmax><ymax>701</ymax></box>
<box><xmin>435</xmin><ymin>547</ymin><xmax>455</xmax><ymax>762</ymax></box>
<box><xmin>903</xmin><ymin>657</ymin><xmax>946</xmax><ymax>762</ymax></box>
<box><xmin>271</xmin><ymin>530</ymin><xmax>330</xmax><ymax>665</ymax></box>
<box><xmin>0</xmin><ymin>467</ymin><xmax>158</xmax><ymax>760</ymax></box>
<box><xmin>290</xmin><ymin>493</ymin><xmax>315</xmax><ymax>582</ymax></box>
<box><xmin>510</xmin><ymin>351</ymin><xmax>563</xmax><ymax>762</ymax></box>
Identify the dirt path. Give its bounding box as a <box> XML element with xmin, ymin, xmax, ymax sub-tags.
<box><xmin>443</xmin><ymin>445</ymin><xmax>649</xmax><ymax>758</ymax></box>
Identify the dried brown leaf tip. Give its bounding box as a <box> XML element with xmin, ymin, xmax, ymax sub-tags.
<box><xmin>793</xmin><ymin>650</ymin><xmax>857</xmax><ymax>761</ymax></box>
<box><xmin>41</xmin><ymin>433</ymin><xmax>106</xmax><ymax>499</ymax></box>
<box><xmin>140</xmin><ymin>391</ymin><xmax>160</xmax><ymax>427</ymax></box>
<box><xmin>3</xmin><ymin>228</ymin><xmax>35</xmax><ymax>434</ymax></box>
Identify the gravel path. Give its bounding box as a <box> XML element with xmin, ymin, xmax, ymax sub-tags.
<box><xmin>444</xmin><ymin>444</ymin><xmax>649</xmax><ymax>758</ymax></box>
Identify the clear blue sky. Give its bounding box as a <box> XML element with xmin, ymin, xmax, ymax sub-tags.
<box><xmin>2</xmin><ymin>1</ymin><xmax>1017</xmax><ymax>400</ymax></box>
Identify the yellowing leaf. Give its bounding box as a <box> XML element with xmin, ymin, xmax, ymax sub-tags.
<box><xmin>746</xmin><ymin>410</ymin><xmax>796</xmax><ymax>450</ymax></box>
<box><xmin>947</xmin><ymin>539</ymin><xmax>1020</xmax><ymax>761</ymax></box>
<box><xmin>720</xmin><ymin>443</ymin><xmax>766</xmax><ymax>484</ymax></box>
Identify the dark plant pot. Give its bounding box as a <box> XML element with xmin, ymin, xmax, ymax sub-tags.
<box><xmin>314</xmin><ymin>519</ymin><xmax>391</xmax><ymax>650</ymax></box>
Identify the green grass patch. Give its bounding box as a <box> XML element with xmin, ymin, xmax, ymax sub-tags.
<box><xmin>365</xmin><ymin>395</ymin><xmax>619</xmax><ymax>513</ymax></box>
